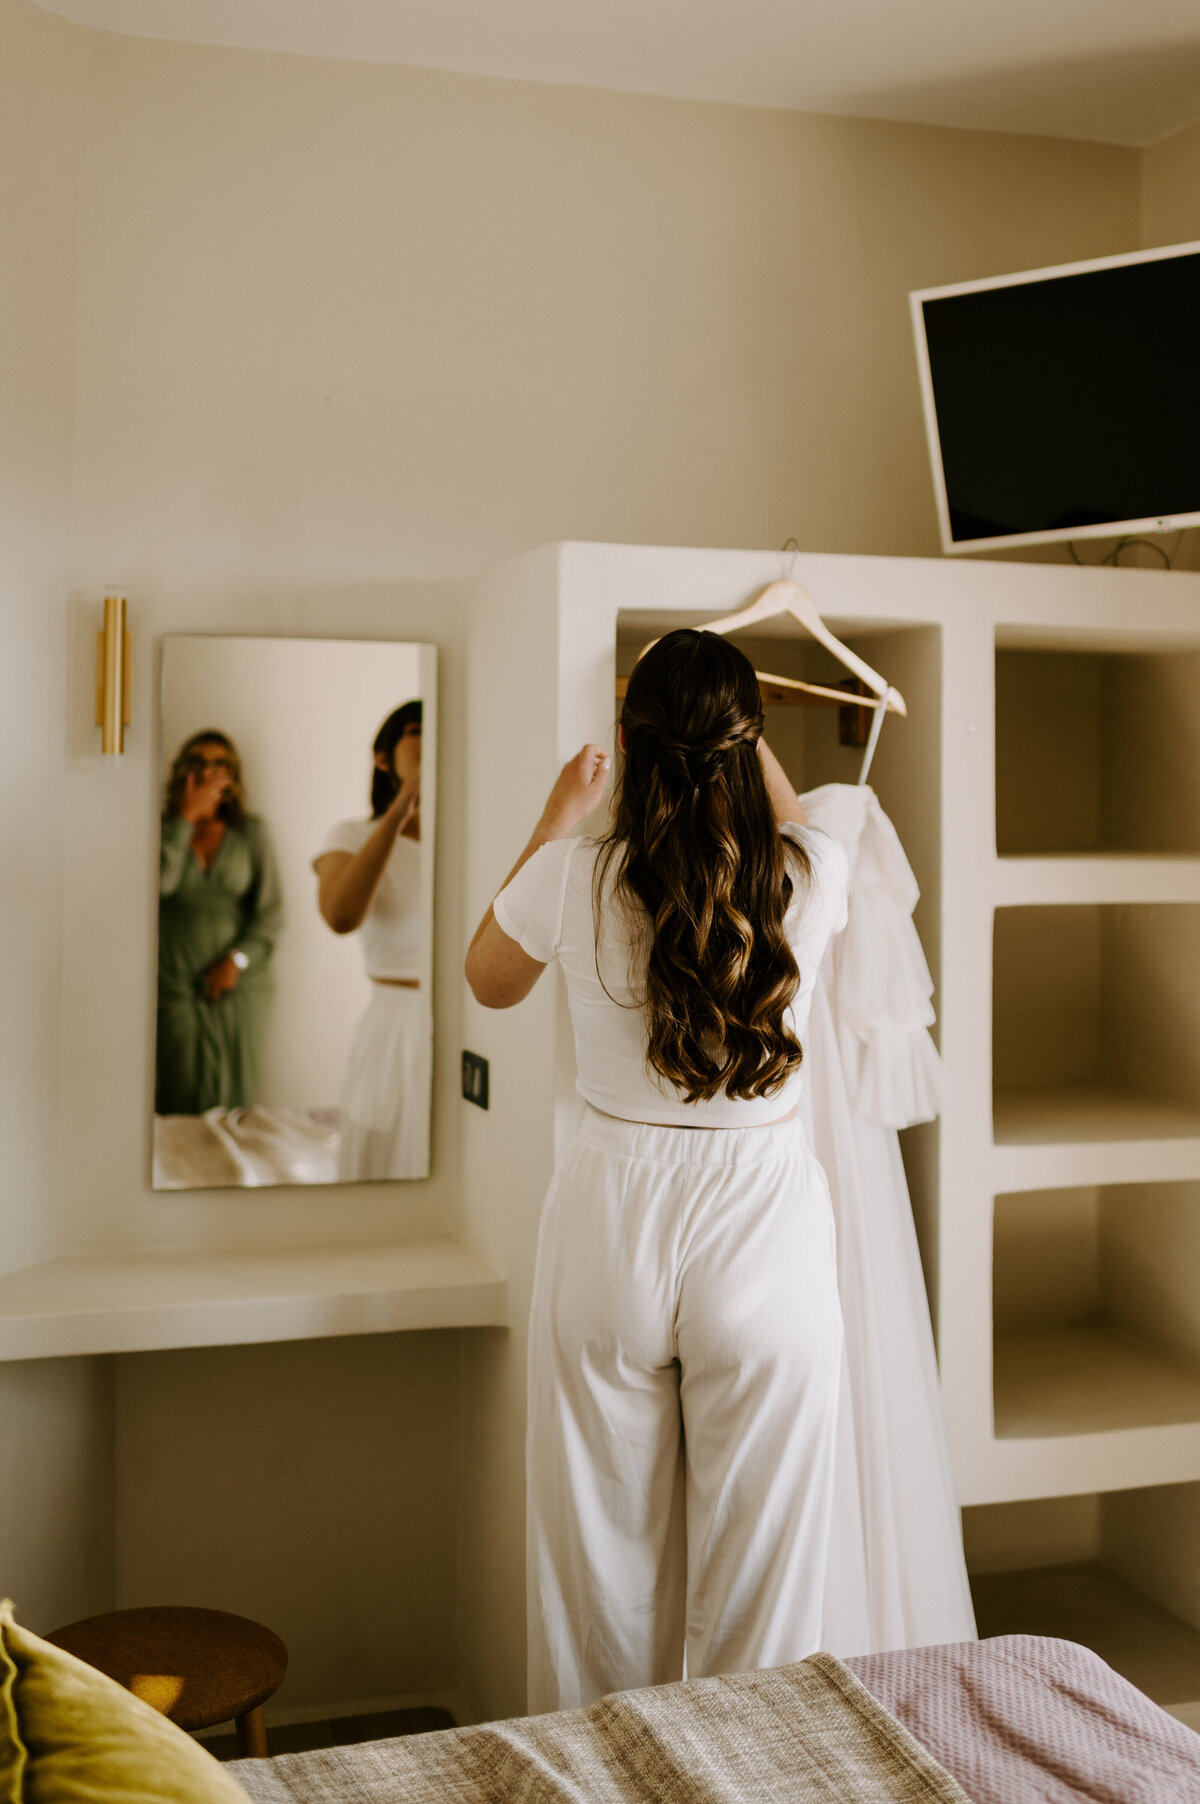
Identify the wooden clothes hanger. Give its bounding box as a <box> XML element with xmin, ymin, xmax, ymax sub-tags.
<box><xmin>705</xmin><ymin>577</ymin><xmax>906</xmax><ymax>785</ymax></box>
<box><xmin>702</xmin><ymin>579</ymin><xmax>905</xmax><ymax>717</ymax></box>
<box><xmin>618</xmin><ymin>576</ymin><xmax>905</xmax><ymax>785</ymax></box>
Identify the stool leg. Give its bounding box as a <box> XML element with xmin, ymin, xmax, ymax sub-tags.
<box><xmin>235</xmin><ymin>1705</ymin><xmax>268</xmax><ymax>1758</ymax></box>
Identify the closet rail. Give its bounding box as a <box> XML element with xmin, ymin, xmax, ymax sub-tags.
<box><xmin>613</xmin><ymin>672</ymin><xmax>853</xmax><ymax>708</ymax></box>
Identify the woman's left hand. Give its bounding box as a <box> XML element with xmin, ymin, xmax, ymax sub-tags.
<box><xmin>539</xmin><ymin>745</ymin><xmax>611</xmax><ymax>838</ymax></box>
<box><xmin>204</xmin><ymin>954</ymin><xmax>241</xmax><ymax>1001</ymax></box>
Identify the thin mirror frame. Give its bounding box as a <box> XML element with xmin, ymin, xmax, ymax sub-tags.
<box><xmin>152</xmin><ymin>634</ymin><xmax>437</xmax><ymax>1190</ymax></box>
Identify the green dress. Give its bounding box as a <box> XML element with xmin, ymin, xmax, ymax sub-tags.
<box><xmin>156</xmin><ymin>813</ymin><xmax>285</xmax><ymax>1115</ymax></box>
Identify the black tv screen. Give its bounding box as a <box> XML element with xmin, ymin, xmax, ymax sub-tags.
<box><xmin>911</xmin><ymin>243</ymin><xmax>1200</xmax><ymax>553</ymax></box>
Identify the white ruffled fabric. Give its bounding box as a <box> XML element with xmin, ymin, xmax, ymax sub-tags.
<box><xmin>798</xmin><ymin>783</ymin><xmax>976</xmax><ymax>1657</ymax></box>
<box><xmin>811</xmin><ymin>785</ymin><xmax>942</xmax><ymax>1131</ymax></box>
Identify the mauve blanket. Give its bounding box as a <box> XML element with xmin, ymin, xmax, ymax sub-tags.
<box><xmin>849</xmin><ymin>1634</ymin><xmax>1200</xmax><ymax>1803</ymax></box>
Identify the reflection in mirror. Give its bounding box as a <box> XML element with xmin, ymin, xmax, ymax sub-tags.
<box><xmin>153</xmin><ymin>637</ymin><xmax>436</xmax><ymax>1190</ymax></box>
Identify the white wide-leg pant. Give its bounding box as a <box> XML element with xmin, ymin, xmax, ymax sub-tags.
<box><xmin>526</xmin><ymin>1106</ymin><xmax>844</xmax><ymax>1714</ymax></box>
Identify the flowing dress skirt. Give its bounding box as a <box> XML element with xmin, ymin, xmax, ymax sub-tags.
<box><xmin>337</xmin><ymin>984</ymin><xmax>432</xmax><ymax>1180</ymax></box>
<box><xmin>799</xmin><ymin>783</ymin><xmax>976</xmax><ymax>1655</ymax></box>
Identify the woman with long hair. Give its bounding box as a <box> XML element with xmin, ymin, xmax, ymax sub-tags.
<box><xmin>314</xmin><ymin>700</ymin><xmax>429</xmax><ymax>1180</ymax></box>
<box><xmin>157</xmin><ymin>729</ymin><xmax>283</xmax><ymax>1115</ymax></box>
<box><xmin>466</xmin><ymin>629</ymin><xmax>849</xmax><ymax>1712</ymax></box>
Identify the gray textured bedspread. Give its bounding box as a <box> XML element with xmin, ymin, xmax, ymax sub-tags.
<box><xmin>228</xmin><ymin>1651</ymin><xmax>968</xmax><ymax>1802</ymax></box>
<box><xmin>228</xmin><ymin>1636</ymin><xmax>1200</xmax><ymax>1802</ymax></box>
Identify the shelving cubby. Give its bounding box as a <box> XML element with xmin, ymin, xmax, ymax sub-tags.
<box><xmin>995</xmin><ymin>643</ymin><xmax>1200</xmax><ymax>858</ymax></box>
<box><xmin>964</xmin><ymin>1486</ymin><xmax>1200</xmax><ymax>1729</ymax></box>
<box><xmin>991</xmin><ymin>902</ymin><xmax>1200</xmax><ymax>1164</ymax></box>
<box><xmin>992</xmin><ymin>1182</ymin><xmax>1200</xmax><ymax>1440</ymax></box>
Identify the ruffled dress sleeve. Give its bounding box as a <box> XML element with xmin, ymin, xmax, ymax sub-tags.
<box><xmin>835</xmin><ymin>796</ymin><xmax>942</xmax><ymax>1129</ymax></box>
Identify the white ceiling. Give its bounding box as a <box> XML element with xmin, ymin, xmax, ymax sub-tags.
<box><xmin>30</xmin><ymin>0</ymin><xmax>1200</xmax><ymax>147</ymax></box>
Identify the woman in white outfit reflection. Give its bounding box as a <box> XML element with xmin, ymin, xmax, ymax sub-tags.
<box><xmin>466</xmin><ymin>630</ymin><xmax>850</xmax><ymax>1713</ymax></box>
<box><xmin>314</xmin><ymin>701</ymin><xmax>430</xmax><ymax>1180</ymax></box>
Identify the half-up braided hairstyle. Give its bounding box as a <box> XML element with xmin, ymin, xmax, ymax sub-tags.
<box><xmin>596</xmin><ymin>628</ymin><xmax>810</xmax><ymax>1103</ymax></box>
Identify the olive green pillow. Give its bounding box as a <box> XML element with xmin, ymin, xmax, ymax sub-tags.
<box><xmin>0</xmin><ymin>1599</ymin><xmax>251</xmax><ymax>1803</ymax></box>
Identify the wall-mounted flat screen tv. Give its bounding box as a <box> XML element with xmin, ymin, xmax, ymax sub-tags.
<box><xmin>911</xmin><ymin>240</ymin><xmax>1200</xmax><ymax>555</ymax></box>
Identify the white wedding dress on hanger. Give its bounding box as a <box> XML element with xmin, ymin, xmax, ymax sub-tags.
<box><xmin>798</xmin><ymin>783</ymin><xmax>976</xmax><ymax>1655</ymax></box>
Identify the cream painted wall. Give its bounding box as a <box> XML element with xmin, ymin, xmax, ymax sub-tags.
<box><xmin>0</xmin><ymin>0</ymin><xmax>78</xmax><ymax>1277</ymax></box>
<box><xmin>67</xmin><ymin>37</ymin><xmax>1143</xmax><ymax>590</ymax></box>
<box><xmin>0</xmin><ymin>0</ymin><xmax>117</xmax><ymax>1647</ymax></box>
<box><xmin>50</xmin><ymin>49</ymin><xmax>1141</xmax><ymax>1179</ymax></box>
<box><xmin>1</xmin><ymin>0</ymin><xmax>1166</xmax><ymax>1716</ymax></box>
<box><xmin>1143</xmin><ymin>118</ymin><xmax>1200</xmax><ymax>248</ymax></box>
<box><xmin>114</xmin><ymin>1333</ymin><xmax>462</xmax><ymax>1717</ymax></box>
<box><xmin>53</xmin><ymin>33</ymin><xmax>1140</xmax><ymax>1268</ymax></box>
<box><xmin>0</xmin><ymin>1356</ymin><xmax>116</xmax><ymax>1635</ymax></box>
<box><xmin>56</xmin><ymin>573</ymin><xmax>468</xmax><ymax>1710</ymax></box>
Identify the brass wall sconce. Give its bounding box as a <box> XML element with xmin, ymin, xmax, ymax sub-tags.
<box><xmin>95</xmin><ymin>594</ymin><xmax>131</xmax><ymax>758</ymax></box>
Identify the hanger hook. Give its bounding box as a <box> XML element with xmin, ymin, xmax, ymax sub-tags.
<box><xmin>780</xmin><ymin>537</ymin><xmax>800</xmax><ymax>581</ymax></box>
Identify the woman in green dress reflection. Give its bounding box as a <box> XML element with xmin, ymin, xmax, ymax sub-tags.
<box><xmin>156</xmin><ymin>730</ymin><xmax>284</xmax><ymax>1116</ymax></box>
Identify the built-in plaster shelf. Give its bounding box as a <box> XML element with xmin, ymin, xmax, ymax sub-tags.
<box><xmin>992</xmin><ymin>1087</ymin><xmax>1200</xmax><ymax>1190</ymax></box>
<box><xmin>0</xmin><ymin>1238</ymin><xmax>507</xmax><ymax>1361</ymax></box>
<box><xmin>995</xmin><ymin>856</ymin><xmax>1200</xmax><ymax>910</ymax></box>
<box><xmin>971</xmin><ymin>1561</ymin><xmax>1200</xmax><ymax>1723</ymax></box>
<box><xmin>994</xmin><ymin>1085</ymin><xmax>1200</xmax><ymax>1146</ymax></box>
<box><xmin>994</xmin><ymin>1327</ymin><xmax>1200</xmax><ymax>1441</ymax></box>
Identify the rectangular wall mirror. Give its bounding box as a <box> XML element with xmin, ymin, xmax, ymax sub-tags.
<box><xmin>153</xmin><ymin>636</ymin><xmax>436</xmax><ymax>1189</ymax></box>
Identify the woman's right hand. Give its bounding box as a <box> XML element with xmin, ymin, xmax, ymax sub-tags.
<box><xmin>179</xmin><ymin>770</ymin><xmax>227</xmax><ymax>824</ymax></box>
<box><xmin>539</xmin><ymin>745</ymin><xmax>611</xmax><ymax>838</ymax></box>
<box><xmin>386</xmin><ymin>772</ymin><xmax>421</xmax><ymax>833</ymax></box>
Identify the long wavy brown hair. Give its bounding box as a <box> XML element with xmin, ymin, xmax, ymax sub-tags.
<box><xmin>164</xmin><ymin>730</ymin><xmax>246</xmax><ymax>827</ymax></box>
<box><xmin>596</xmin><ymin>629</ymin><xmax>810</xmax><ymax>1103</ymax></box>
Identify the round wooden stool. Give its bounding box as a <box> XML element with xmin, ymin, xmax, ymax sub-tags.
<box><xmin>45</xmin><ymin>1605</ymin><xmax>288</xmax><ymax>1757</ymax></box>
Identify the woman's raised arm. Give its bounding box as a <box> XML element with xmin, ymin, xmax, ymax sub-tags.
<box><xmin>465</xmin><ymin>745</ymin><xmax>610</xmax><ymax>1008</ymax></box>
<box><xmin>758</xmin><ymin>738</ymin><xmax>807</xmax><ymax>827</ymax></box>
<box><xmin>314</xmin><ymin>774</ymin><xmax>419</xmax><ymax>934</ymax></box>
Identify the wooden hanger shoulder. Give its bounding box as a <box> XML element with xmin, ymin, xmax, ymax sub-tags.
<box><xmin>703</xmin><ymin>579</ymin><xmax>906</xmax><ymax>716</ymax></box>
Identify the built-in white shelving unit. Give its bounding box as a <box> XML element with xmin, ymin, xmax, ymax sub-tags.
<box><xmin>981</xmin><ymin>627</ymin><xmax>1200</xmax><ymax>1717</ymax></box>
<box><xmin>995</xmin><ymin>1326</ymin><xmax>1200</xmax><ymax>1440</ymax></box>
<box><xmin>462</xmin><ymin>542</ymin><xmax>1200</xmax><ymax>1722</ymax></box>
<box><xmin>994</xmin><ymin>855</ymin><xmax>1200</xmax><ymax>910</ymax></box>
<box><xmin>989</xmin><ymin>645</ymin><xmax>1200</xmax><ymax>1456</ymax></box>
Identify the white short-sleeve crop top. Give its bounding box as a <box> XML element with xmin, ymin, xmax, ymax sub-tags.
<box><xmin>492</xmin><ymin>821</ymin><xmax>848</xmax><ymax>1126</ymax></box>
<box><xmin>317</xmin><ymin>819</ymin><xmax>423</xmax><ymax>982</ymax></box>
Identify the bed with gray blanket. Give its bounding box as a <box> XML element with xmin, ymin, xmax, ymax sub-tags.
<box><xmin>227</xmin><ymin>1635</ymin><xmax>1200</xmax><ymax>1802</ymax></box>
